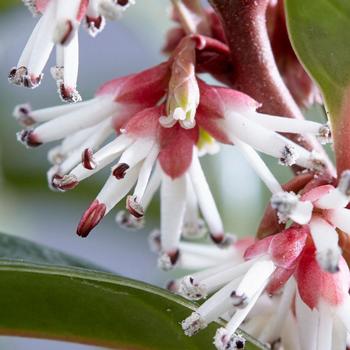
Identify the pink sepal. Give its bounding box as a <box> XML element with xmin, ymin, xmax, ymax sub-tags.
<box><xmin>96</xmin><ymin>63</ymin><xmax>170</xmax><ymax>107</ymax></box>
<box><xmin>158</xmin><ymin>124</ymin><xmax>199</xmax><ymax>179</ymax></box>
<box><xmin>296</xmin><ymin>246</ymin><xmax>350</xmax><ymax>309</ymax></box>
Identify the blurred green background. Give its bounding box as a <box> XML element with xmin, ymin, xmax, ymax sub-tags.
<box><xmin>0</xmin><ymin>1</ymin><xmax>327</xmax><ymax>349</ymax></box>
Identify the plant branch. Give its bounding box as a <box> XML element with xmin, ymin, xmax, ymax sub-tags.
<box><xmin>208</xmin><ymin>0</ymin><xmax>335</xmax><ymax>177</ymax></box>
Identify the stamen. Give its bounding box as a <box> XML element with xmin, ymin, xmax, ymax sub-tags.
<box><xmin>82</xmin><ymin>148</ymin><xmax>96</xmax><ymax>170</ymax></box>
<box><xmin>115</xmin><ymin>210</ymin><xmax>144</xmax><ymax>230</ymax></box>
<box><xmin>317</xmin><ymin>124</ymin><xmax>332</xmax><ymax>144</ymax></box>
<box><xmin>52</xmin><ymin>174</ymin><xmax>79</xmax><ymax>192</ymax></box>
<box><xmin>309</xmin><ymin>216</ymin><xmax>341</xmax><ymax>273</ymax></box>
<box><xmin>77</xmin><ymin>200</ymin><xmax>106</xmax><ymax>237</ymax></box>
<box><xmin>230</xmin><ymin>291</ymin><xmax>248</xmax><ymax>309</ymax></box>
<box><xmin>166</xmin><ymin>280</ymin><xmax>179</xmax><ymax>293</ymax></box>
<box><xmin>179</xmin><ymin>276</ymin><xmax>207</xmax><ymax>300</ymax></box>
<box><xmin>8</xmin><ymin>66</ymin><xmax>42</xmax><ymax>88</ymax></box>
<box><xmin>157</xmin><ymin>250</ymin><xmax>180</xmax><ymax>270</ymax></box>
<box><xmin>53</xmin><ymin>20</ymin><xmax>74</xmax><ymax>45</ymax></box>
<box><xmin>113</xmin><ymin>163</ymin><xmax>130</xmax><ymax>179</ymax></box>
<box><xmin>213</xmin><ymin>328</ymin><xmax>246</xmax><ymax>350</ymax></box>
<box><xmin>337</xmin><ymin>170</ymin><xmax>350</xmax><ymax>197</ymax></box>
<box><xmin>57</xmin><ymin>81</ymin><xmax>82</xmax><ymax>103</ymax></box>
<box><xmin>51</xmin><ymin>65</ymin><xmax>64</xmax><ymax>81</ymax></box>
<box><xmin>182</xmin><ymin>312</ymin><xmax>207</xmax><ymax>337</ymax></box>
<box><xmin>270</xmin><ymin>192</ymin><xmax>312</xmax><ymax>224</ymax></box>
<box><xmin>17</xmin><ymin>129</ymin><xmax>42</xmax><ymax>148</ymax></box>
<box><xmin>279</xmin><ymin>145</ymin><xmax>297</xmax><ymax>166</ymax></box>
<box><xmin>271</xmin><ymin>192</ymin><xmax>298</xmax><ymax>223</ymax></box>
<box><xmin>85</xmin><ymin>16</ymin><xmax>106</xmax><ymax>37</ymax></box>
<box><xmin>13</xmin><ymin>104</ymin><xmax>35</xmax><ymax>126</ymax></box>
<box><xmin>309</xmin><ymin>151</ymin><xmax>327</xmax><ymax>172</ymax></box>
<box><xmin>317</xmin><ymin>249</ymin><xmax>340</xmax><ymax>273</ymax></box>
<box><xmin>126</xmin><ymin>195</ymin><xmax>145</xmax><ymax>218</ymax></box>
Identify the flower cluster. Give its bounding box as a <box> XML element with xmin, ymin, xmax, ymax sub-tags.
<box><xmin>8</xmin><ymin>1</ymin><xmax>350</xmax><ymax>350</ymax></box>
<box><xmin>9</xmin><ymin>0</ymin><xmax>134</xmax><ymax>102</ymax></box>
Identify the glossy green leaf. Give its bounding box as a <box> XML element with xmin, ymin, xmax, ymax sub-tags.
<box><xmin>285</xmin><ymin>0</ymin><xmax>350</xmax><ymax>172</ymax></box>
<box><xmin>0</xmin><ymin>232</ymin><xmax>266</xmax><ymax>349</ymax></box>
<box><xmin>0</xmin><ymin>232</ymin><xmax>103</xmax><ymax>270</ymax></box>
<box><xmin>0</xmin><ymin>261</ymin><xmax>266</xmax><ymax>350</ymax></box>
<box><xmin>0</xmin><ymin>0</ymin><xmax>20</xmax><ymax>11</ymax></box>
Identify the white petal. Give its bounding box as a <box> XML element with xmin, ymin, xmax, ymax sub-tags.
<box><xmin>326</xmin><ymin>208</ymin><xmax>350</xmax><ymax>235</ymax></box>
<box><xmin>33</xmin><ymin>96</ymin><xmax>116</xmax><ymax>143</ymax></box>
<box><xmin>160</xmin><ymin>173</ymin><xmax>187</xmax><ymax>254</ymax></box>
<box><xmin>96</xmin><ymin>162</ymin><xmax>141</xmax><ymax>213</ymax></box>
<box><xmin>309</xmin><ymin>216</ymin><xmax>341</xmax><ymax>273</ymax></box>
<box><xmin>232</xmin><ymin>137</ymin><xmax>282</xmax><ymax>194</ymax></box>
<box><xmin>188</xmin><ymin>149</ymin><xmax>224</xmax><ymax>241</ymax></box>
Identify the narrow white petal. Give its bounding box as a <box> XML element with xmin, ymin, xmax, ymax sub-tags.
<box><xmin>58</xmin><ymin>119</ymin><xmax>112</xmax><ymax>174</ymax></box>
<box><xmin>197</xmin><ymin>278</ymin><xmax>242</xmax><ymax>324</ymax></box>
<box><xmin>27</xmin><ymin>0</ymin><xmax>56</xmax><ymax>76</ymax></box>
<box><xmin>225</xmin><ymin>282</ymin><xmax>267</xmax><ymax>337</ymax></box>
<box><xmin>22</xmin><ymin>99</ymin><xmax>96</xmax><ymax>124</ymax></box>
<box><xmin>189</xmin><ymin>150</ymin><xmax>224</xmax><ymax>239</ymax></box>
<box><xmin>140</xmin><ymin>163</ymin><xmax>162</xmax><ymax>209</ymax></box>
<box><xmin>327</xmin><ymin>208</ymin><xmax>350</xmax><ymax>235</ymax></box>
<box><xmin>34</xmin><ymin>96</ymin><xmax>116</xmax><ymax>142</ymax></box>
<box><xmin>225</xmin><ymin>112</ymin><xmax>315</xmax><ymax>168</ymax></box>
<box><xmin>63</xmin><ymin>32</ymin><xmax>79</xmax><ymax>89</ymax></box>
<box><xmin>316</xmin><ymin>189</ymin><xmax>348</xmax><ymax>210</ymax></box>
<box><xmin>96</xmin><ymin>162</ymin><xmax>141</xmax><ymax>213</ymax></box>
<box><xmin>259</xmin><ymin>278</ymin><xmax>296</xmax><ymax>344</ymax></box>
<box><xmin>295</xmin><ymin>291</ymin><xmax>319</xmax><ymax>350</ymax></box>
<box><xmin>182</xmin><ymin>175</ymin><xmax>206</xmax><ymax>239</ymax></box>
<box><xmin>309</xmin><ymin>216</ymin><xmax>341</xmax><ymax>273</ymax></box>
<box><xmin>17</xmin><ymin>13</ymin><xmax>43</xmax><ymax>67</ymax></box>
<box><xmin>280</xmin><ymin>312</ymin><xmax>302</xmax><ymax>350</ymax></box>
<box><xmin>248</xmin><ymin>112</ymin><xmax>328</xmax><ymax>137</ymax></box>
<box><xmin>232</xmin><ymin>137</ymin><xmax>282</xmax><ymax>193</ymax></box>
<box><xmin>70</xmin><ymin>134</ymin><xmax>132</xmax><ymax>182</ymax></box>
<box><xmin>331</xmin><ymin>316</ymin><xmax>347</xmax><ymax>350</ymax></box>
<box><xmin>114</xmin><ymin>138</ymin><xmax>155</xmax><ymax>172</ymax></box>
<box><xmin>132</xmin><ymin>145</ymin><xmax>159</xmax><ymax>201</ymax></box>
<box><xmin>335</xmin><ymin>295</ymin><xmax>350</xmax><ymax>333</ymax></box>
<box><xmin>317</xmin><ymin>302</ymin><xmax>333</xmax><ymax>350</ymax></box>
<box><xmin>234</xmin><ymin>260</ymin><xmax>276</xmax><ymax>302</ymax></box>
<box><xmin>160</xmin><ymin>173</ymin><xmax>187</xmax><ymax>254</ymax></box>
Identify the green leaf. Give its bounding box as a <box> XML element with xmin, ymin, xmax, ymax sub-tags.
<box><xmin>0</xmin><ymin>232</ymin><xmax>104</xmax><ymax>270</ymax></box>
<box><xmin>285</xmin><ymin>0</ymin><xmax>350</xmax><ymax>172</ymax></box>
<box><xmin>0</xmin><ymin>0</ymin><xmax>20</xmax><ymax>11</ymax></box>
<box><xmin>0</xmin><ymin>261</ymin><xmax>266</xmax><ymax>350</ymax></box>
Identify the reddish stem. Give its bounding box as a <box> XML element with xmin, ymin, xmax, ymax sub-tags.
<box><xmin>208</xmin><ymin>0</ymin><xmax>335</xmax><ymax>176</ymax></box>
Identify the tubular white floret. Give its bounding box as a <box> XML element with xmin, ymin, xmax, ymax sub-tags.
<box><xmin>224</xmin><ymin>111</ymin><xmax>325</xmax><ymax>171</ymax></box>
<box><xmin>258</xmin><ymin>278</ymin><xmax>296</xmax><ymax>345</ymax></box>
<box><xmin>189</xmin><ymin>149</ymin><xmax>229</xmax><ymax>245</ymax></box>
<box><xmin>309</xmin><ymin>216</ymin><xmax>341</xmax><ymax>273</ymax></box>
<box><xmin>11</xmin><ymin>0</ymin><xmax>85</xmax><ymax>98</ymax></box>
<box><xmin>271</xmin><ymin>192</ymin><xmax>313</xmax><ymax>225</ymax></box>
<box><xmin>247</xmin><ymin>112</ymin><xmax>332</xmax><ymax>144</ymax></box>
<box><xmin>213</xmin><ymin>328</ymin><xmax>246</xmax><ymax>350</ymax></box>
<box><xmin>317</xmin><ymin>170</ymin><xmax>350</xmax><ymax>209</ymax></box>
<box><xmin>32</xmin><ymin>96</ymin><xmax>116</xmax><ymax>143</ymax></box>
<box><xmin>159</xmin><ymin>173</ymin><xmax>187</xmax><ymax>265</ymax></box>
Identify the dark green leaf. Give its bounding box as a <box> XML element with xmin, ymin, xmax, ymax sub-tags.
<box><xmin>0</xmin><ymin>261</ymin><xmax>266</xmax><ymax>350</ymax></box>
<box><xmin>0</xmin><ymin>232</ymin><xmax>103</xmax><ymax>270</ymax></box>
<box><xmin>285</xmin><ymin>0</ymin><xmax>350</xmax><ymax>172</ymax></box>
